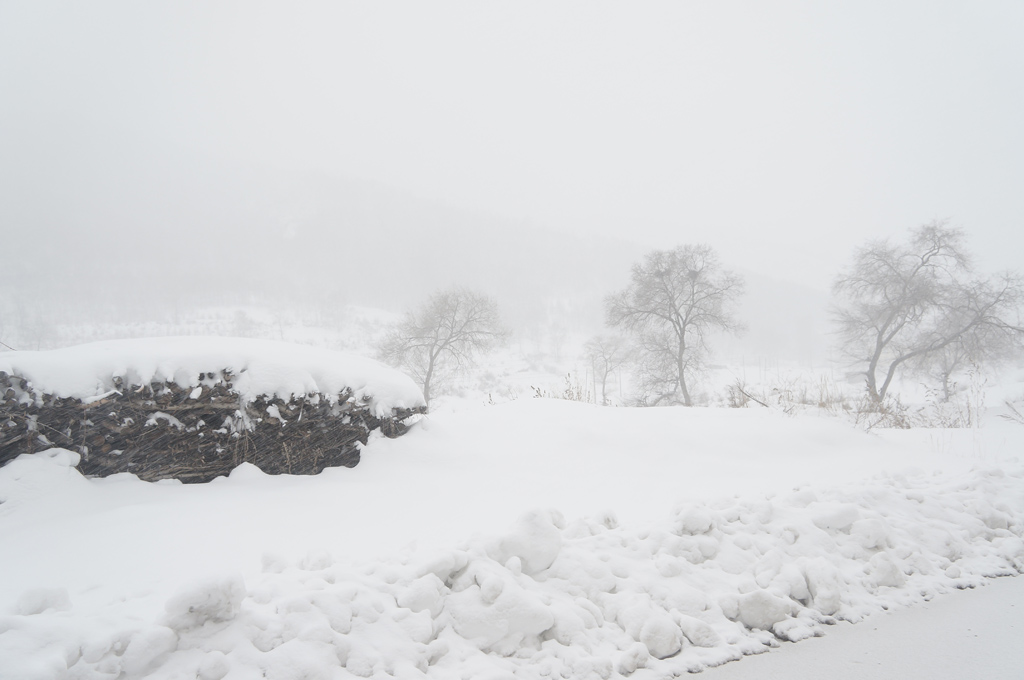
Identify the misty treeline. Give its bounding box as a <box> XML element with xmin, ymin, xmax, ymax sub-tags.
<box><xmin>379</xmin><ymin>221</ymin><xmax>1023</xmax><ymax>409</ymax></box>
<box><xmin>2</xmin><ymin>189</ymin><xmax>1021</xmax><ymax>411</ymax></box>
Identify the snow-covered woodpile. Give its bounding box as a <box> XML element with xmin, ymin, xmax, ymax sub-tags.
<box><xmin>0</xmin><ymin>338</ymin><xmax>426</xmax><ymax>482</ymax></box>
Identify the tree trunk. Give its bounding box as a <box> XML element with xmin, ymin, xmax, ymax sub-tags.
<box><xmin>680</xmin><ymin>375</ymin><xmax>692</xmax><ymax>407</ymax></box>
<box><xmin>422</xmin><ymin>352</ymin><xmax>437</xmax><ymax>405</ymax></box>
<box><xmin>677</xmin><ymin>336</ymin><xmax>692</xmax><ymax>406</ymax></box>
<box><xmin>878</xmin><ymin>359</ymin><xmax>903</xmax><ymax>402</ymax></box>
<box><xmin>866</xmin><ymin>338</ymin><xmax>884</xmax><ymax>402</ymax></box>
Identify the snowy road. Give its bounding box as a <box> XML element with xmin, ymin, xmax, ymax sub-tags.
<box><xmin>702</xmin><ymin>574</ymin><xmax>1024</xmax><ymax>679</ymax></box>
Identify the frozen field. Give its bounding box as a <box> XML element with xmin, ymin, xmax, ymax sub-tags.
<box><xmin>1</xmin><ymin>394</ymin><xmax>1022</xmax><ymax>679</ymax></box>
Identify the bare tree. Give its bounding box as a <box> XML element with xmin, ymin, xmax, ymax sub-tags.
<box><xmin>833</xmin><ymin>221</ymin><xmax>1024</xmax><ymax>402</ymax></box>
<box><xmin>920</xmin><ymin>310</ymin><xmax>1023</xmax><ymax>402</ymax></box>
<box><xmin>606</xmin><ymin>245</ymin><xmax>744</xmax><ymax>406</ymax></box>
<box><xmin>378</xmin><ymin>288</ymin><xmax>506</xmax><ymax>404</ymax></box>
<box><xmin>583</xmin><ymin>334</ymin><xmax>632</xmax><ymax>405</ymax></box>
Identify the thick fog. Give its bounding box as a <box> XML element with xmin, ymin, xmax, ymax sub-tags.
<box><xmin>1</xmin><ymin>1</ymin><xmax>1022</xmax><ymax>362</ymax></box>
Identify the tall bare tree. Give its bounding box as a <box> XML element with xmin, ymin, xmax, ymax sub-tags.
<box><xmin>378</xmin><ymin>288</ymin><xmax>506</xmax><ymax>404</ymax></box>
<box><xmin>606</xmin><ymin>245</ymin><xmax>744</xmax><ymax>406</ymax></box>
<box><xmin>833</xmin><ymin>221</ymin><xmax>1024</xmax><ymax>402</ymax></box>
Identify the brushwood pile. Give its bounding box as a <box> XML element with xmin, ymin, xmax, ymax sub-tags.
<box><xmin>0</xmin><ymin>337</ymin><xmax>426</xmax><ymax>482</ymax></box>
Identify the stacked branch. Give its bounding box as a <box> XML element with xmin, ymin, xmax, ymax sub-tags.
<box><xmin>0</xmin><ymin>370</ymin><xmax>424</xmax><ymax>483</ymax></box>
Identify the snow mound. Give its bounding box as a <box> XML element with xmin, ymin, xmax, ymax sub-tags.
<box><xmin>163</xmin><ymin>575</ymin><xmax>246</xmax><ymax>631</ymax></box>
<box><xmin>1</xmin><ymin>463</ymin><xmax>1020</xmax><ymax>679</ymax></box>
<box><xmin>0</xmin><ymin>336</ymin><xmax>425</xmax><ymax>417</ymax></box>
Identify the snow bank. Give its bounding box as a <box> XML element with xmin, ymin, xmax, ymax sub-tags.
<box><xmin>0</xmin><ymin>336</ymin><xmax>425</xmax><ymax>417</ymax></box>
<box><xmin>0</xmin><ymin>451</ymin><xmax>1020</xmax><ymax>679</ymax></box>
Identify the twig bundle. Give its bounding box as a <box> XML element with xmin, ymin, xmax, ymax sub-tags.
<box><xmin>0</xmin><ymin>369</ymin><xmax>424</xmax><ymax>483</ymax></box>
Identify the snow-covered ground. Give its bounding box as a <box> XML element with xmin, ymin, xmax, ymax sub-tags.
<box><xmin>1</xmin><ymin>394</ymin><xmax>1022</xmax><ymax>679</ymax></box>
<box><xmin>1</xmin><ymin>315</ymin><xmax>1022</xmax><ymax>678</ymax></box>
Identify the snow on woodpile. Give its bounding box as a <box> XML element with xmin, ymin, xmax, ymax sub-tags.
<box><xmin>0</xmin><ymin>337</ymin><xmax>426</xmax><ymax>481</ymax></box>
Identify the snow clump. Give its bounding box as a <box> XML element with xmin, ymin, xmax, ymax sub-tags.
<box><xmin>0</xmin><ymin>460</ymin><xmax>1020</xmax><ymax>679</ymax></box>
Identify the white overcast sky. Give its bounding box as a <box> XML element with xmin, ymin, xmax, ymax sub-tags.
<box><xmin>2</xmin><ymin>1</ymin><xmax>1022</xmax><ymax>291</ymax></box>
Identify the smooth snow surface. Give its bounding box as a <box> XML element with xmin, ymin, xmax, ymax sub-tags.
<box><xmin>0</xmin><ymin>336</ymin><xmax>426</xmax><ymax>416</ymax></box>
<box><xmin>0</xmin><ymin>399</ymin><xmax>1022</xmax><ymax>679</ymax></box>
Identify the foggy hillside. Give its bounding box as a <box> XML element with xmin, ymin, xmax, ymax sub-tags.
<box><xmin>2</xmin><ymin>160</ymin><xmax>632</xmax><ymax>320</ymax></box>
<box><xmin>1</xmin><ymin>161</ymin><xmax>829</xmax><ymax>362</ymax></box>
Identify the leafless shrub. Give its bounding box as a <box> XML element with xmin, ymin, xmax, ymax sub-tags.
<box><xmin>853</xmin><ymin>394</ymin><xmax>914</xmax><ymax>430</ymax></box>
<box><xmin>1000</xmin><ymin>400</ymin><xmax>1024</xmax><ymax>426</ymax></box>
<box><xmin>531</xmin><ymin>373</ymin><xmax>592</xmax><ymax>403</ymax></box>
<box><xmin>583</xmin><ymin>334</ymin><xmax>632</xmax><ymax>405</ymax></box>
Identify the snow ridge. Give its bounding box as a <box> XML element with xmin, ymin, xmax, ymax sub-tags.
<box><xmin>0</xmin><ymin>337</ymin><xmax>426</xmax><ymax>418</ymax></box>
<box><xmin>1</xmin><ymin>457</ymin><xmax>1020</xmax><ymax>679</ymax></box>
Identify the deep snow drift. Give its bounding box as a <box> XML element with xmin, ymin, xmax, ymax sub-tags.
<box><xmin>0</xmin><ymin>397</ymin><xmax>1022</xmax><ymax>679</ymax></box>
